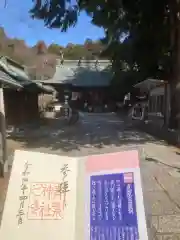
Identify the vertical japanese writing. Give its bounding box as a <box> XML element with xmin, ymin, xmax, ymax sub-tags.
<box><xmin>97</xmin><ymin>180</ymin><xmax>102</xmax><ymax>221</ymax></box>
<box><xmin>126</xmin><ymin>184</ymin><xmax>134</xmax><ymax>215</ymax></box>
<box><xmin>116</xmin><ymin>179</ymin><xmax>122</xmax><ymax>221</ymax></box>
<box><xmin>104</xmin><ymin>180</ymin><xmax>109</xmax><ymax>221</ymax></box>
<box><xmin>27</xmin><ymin>163</ymin><xmax>70</xmax><ymax>220</ymax></box>
<box><xmin>17</xmin><ymin>161</ymin><xmax>31</xmax><ymax>225</ymax></box>
<box><xmin>60</xmin><ymin>164</ymin><xmax>70</xmax><ymax>210</ymax></box>
<box><xmin>91</xmin><ymin>180</ymin><xmax>96</xmax><ymax>221</ymax></box>
<box><xmin>90</xmin><ymin>173</ymin><xmax>138</xmax><ymax>240</ymax></box>
<box><xmin>28</xmin><ymin>183</ymin><xmax>65</xmax><ymax>220</ymax></box>
<box><xmin>110</xmin><ymin>180</ymin><xmax>116</xmax><ymax>221</ymax></box>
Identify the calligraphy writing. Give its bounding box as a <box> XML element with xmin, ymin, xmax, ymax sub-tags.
<box><xmin>60</xmin><ymin>164</ymin><xmax>70</xmax><ymax>209</ymax></box>
<box><xmin>60</xmin><ymin>164</ymin><xmax>70</xmax><ymax>181</ymax></box>
<box><xmin>27</xmin><ymin>164</ymin><xmax>70</xmax><ymax>220</ymax></box>
<box><xmin>17</xmin><ymin>161</ymin><xmax>31</xmax><ymax>225</ymax></box>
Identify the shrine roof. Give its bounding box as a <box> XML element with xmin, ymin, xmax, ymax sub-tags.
<box><xmin>40</xmin><ymin>59</ymin><xmax>112</xmax><ymax>87</ymax></box>
<box><xmin>0</xmin><ymin>69</ymin><xmax>23</xmax><ymax>88</ymax></box>
<box><xmin>134</xmin><ymin>78</ymin><xmax>166</xmax><ymax>92</ymax></box>
<box><xmin>0</xmin><ymin>56</ymin><xmax>54</xmax><ymax>93</ymax></box>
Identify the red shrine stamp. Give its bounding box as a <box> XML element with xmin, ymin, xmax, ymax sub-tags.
<box><xmin>27</xmin><ymin>182</ymin><xmax>69</xmax><ymax>220</ymax></box>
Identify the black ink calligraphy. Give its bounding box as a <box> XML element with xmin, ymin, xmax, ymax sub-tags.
<box><xmin>60</xmin><ymin>164</ymin><xmax>70</xmax><ymax>210</ymax></box>
<box><xmin>17</xmin><ymin>161</ymin><xmax>31</xmax><ymax>225</ymax></box>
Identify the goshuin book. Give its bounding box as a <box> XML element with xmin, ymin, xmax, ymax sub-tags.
<box><xmin>0</xmin><ymin>150</ymin><xmax>148</xmax><ymax>240</ymax></box>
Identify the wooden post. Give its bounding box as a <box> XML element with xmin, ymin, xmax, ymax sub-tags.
<box><xmin>0</xmin><ymin>85</ymin><xmax>7</xmax><ymax>177</ymax></box>
<box><xmin>164</xmin><ymin>83</ymin><xmax>168</xmax><ymax>126</ymax></box>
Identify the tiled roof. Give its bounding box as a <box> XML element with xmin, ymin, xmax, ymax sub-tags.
<box><xmin>134</xmin><ymin>79</ymin><xmax>165</xmax><ymax>92</ymax></box>
<box><xmin>0</xmin><ymin>57</ymin><xmax>53</xmax><ymax>93</ymax></box>
<box><xmin>35</xmin><ymin>82</ymin><xmax>55</xmax><ymax>93</ymax></box>
<box><xmin>0</xmin><ymin>70</ymin><xmax>23</xmax><ymax>88</ymax></box>
<box><xmin>41</xmin><ymin>60</ymin><xmax>112</xmax><ymax>87</ymax></box>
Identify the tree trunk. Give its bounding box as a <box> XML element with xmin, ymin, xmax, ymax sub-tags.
<box><xmin>169</xmin><ymin>1</ymin><xmax>180</xmax><ymax>129</ymax></box>
<box><xmin>169</xmin><ymin>84</ymin><xmax>179</xmax><ymax>129</ymax></box>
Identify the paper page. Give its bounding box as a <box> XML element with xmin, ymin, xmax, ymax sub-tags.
<box><xmin>0</xmin><ymin>150</ymin><xmax>78</xmax><ymax>240</ymax></box>
<box><xmin>84</xmin><ymin>150</ymin><xmax>148</xmax><ymax>240</ymax></box>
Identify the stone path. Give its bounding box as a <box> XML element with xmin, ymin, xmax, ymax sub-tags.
<box><xmin>0</xmin><ymin>112</ymin><xmax>180</xmax><ymax>239</ymax></box>
<box><xmin>141</xmin><ymin>150</ymin><xmax>180</xmax><ymax>239</ymax></box>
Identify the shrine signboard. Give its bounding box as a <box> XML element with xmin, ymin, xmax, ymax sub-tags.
<box><xmin>0</xmin><ymin>149</ymin><xmax>148</xmax><ymax>240</ymax></box>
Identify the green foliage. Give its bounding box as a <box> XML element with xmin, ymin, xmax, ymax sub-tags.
<box><xmin>30</xmin><ymin>0</ymin><xmax>79</xmax><ymax>31</ymax></box>
<box><xmin>64</xmin><ymin>44</ymin><xmax>87</xmax><ymax>59</ymax></box>
<box><xmin>30</xmin><ymin>1</ymin><xmax>180</xmax><ymax>112</ymax></box>
<box><xmin>48</xmin><ymin>44</ymin><xmax>63</xmax><ymax>54</ymax></box>
<box><xmin>30</xmin><ymin>0</ymin><xmax>171</xmax><ymax>80</ymax></box>
<box><xmin>47</xmin><ymin>39</ymin><xmax>106</xmax><ymax>59</ymax></box>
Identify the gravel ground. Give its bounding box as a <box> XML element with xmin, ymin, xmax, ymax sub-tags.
<box><xmin>1</xmin><ymin>112</ymin><xmax>180</xmax><ymax>239</ymax></box>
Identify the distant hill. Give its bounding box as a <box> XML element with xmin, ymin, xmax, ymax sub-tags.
<box><xmin>0</xmin><ymin>27</ymin><xmax>106</xmax><ymax>80</ymax></box>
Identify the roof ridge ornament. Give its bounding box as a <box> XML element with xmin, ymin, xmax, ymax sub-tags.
<box><xmin>95</xmin><ymin>59</ymin><xmax>99</xmax><ymax>64</ymax></box>
<box><xmin>95</xmin><ymin>58</ymin><xmax>99</xmax><ymax>68</ymax></box>
<box><xmin>78</xmin><ymin>57</ymin><xmax>82</xmax><ymax>66</ymax></box>
<box><xmin>60</xmin><ymin>50</ymin><xmax>64</xmax><ymax>65</ymax></box>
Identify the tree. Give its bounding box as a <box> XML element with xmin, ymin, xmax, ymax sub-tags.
<box><xmin>30</xmin><ymin>0</ymin><xmax>180</xmax><ymax>128</ymax></box>
<box><xmin>36</xmin><ymin>41</ymin><xmax>47</xmax><ymax>54</ymax></box>
<box><xmin>84</xmin><ymin>38</ymin><xmax>93</xmax><ymax>50</ymax></box>
<box><xmin>30</xmin><ymin>0</ymin><xmax>78</xmax><ymax>31</ymax></box>
<box><xmin>48</xmin><ymin>44</ymin><xmax>63</xmax><ymax>54</ymax></box>
<box><xmin>80</xmin><ymin>0</ymin><xmax>180</xmax><ymax>128</ymax></box>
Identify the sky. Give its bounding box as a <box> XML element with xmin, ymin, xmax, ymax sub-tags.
<box><xmin>0</xmin><ymin>0</ymin><xmax>104</xmax><ymax>47</ymax></box>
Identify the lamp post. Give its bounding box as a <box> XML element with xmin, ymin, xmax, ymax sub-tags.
<box><xmin>64</xmin><ymin>95</ymin><xmax>70</xmax><ymax>120</ymax></box>
<box><xmin>63</xmin><ymin>90</ymin><xmax>72</xmax><ymax>122</ymax></box>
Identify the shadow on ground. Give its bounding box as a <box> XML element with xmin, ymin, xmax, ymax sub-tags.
<box><xmin>145</xmin><ymin>156</ymin><xmax>180</xmax><ymax>172</ymax></box>
<box><xmin>7</xmin><ymin>115</ymin><xmax>167</xmax><ymax>153</ymax></box>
